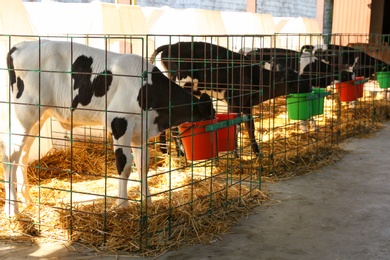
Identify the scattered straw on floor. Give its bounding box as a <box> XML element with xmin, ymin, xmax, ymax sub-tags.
<box><xmin>1</xmin><ymin>94</ymin><xmax>390</xmax><ymax>255</ymax></box>
<box><xmin>0</xmin><ymin>140</ymin><xmax>266</xmax><ymax>256</ymax></box>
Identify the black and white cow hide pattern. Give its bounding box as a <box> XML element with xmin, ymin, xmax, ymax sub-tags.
<box><xmin>245</xmin><ymin>45</ymin><xmax>355</xmax><ymax>88</ymax></box>
<box><xmin>150</xmin><ymin>41</ymin><xmax>311</xmax><ymax>156</ymax></box>
<box><xmin>2</xmin><ymin>40</ymin><xmax>214</xmax><ymax>217</ymax></box>
<box><xmin>313</xmin><ymin>44</ymin><xmax>388</xmax><ymax>79</ymax></box>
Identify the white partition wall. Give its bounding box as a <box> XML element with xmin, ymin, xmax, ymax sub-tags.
<box><xmin>220</xmin><ymin>11</ymin><xmax>278</xmax><ymax>52</ymax></box>
<box><xmin>274</xmin><ymin>17</ymin><xmax>323</xmax><ymax>50</ymax></box>
<box><xmin>143</xmin><ymin>7</ymin><xmax>227</xmax><ymax>49</ymax></box>
<box><xmin>0</xmin><ymin>0</ymin><xmax>50</xmax><ymax>162</ymax></box>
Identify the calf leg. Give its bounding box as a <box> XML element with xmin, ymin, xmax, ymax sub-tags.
<box><xmin>244</xmin><ymin>117</ymin><xmax>261</xmax><ymax>156</ymax></box>
<box><xmin>110</xmin><ymin>117</ymin><xmax>134</xmax><ymax>208</ymax></box>
<box><xmin>158</xmin><ymin>131</ymin><xmax>168</xmax><ymax>154</ymax></box>
<box><xmin>131</xmin><ymin>143</ymin><xmax>150</xmax><ymax>204</ymax></box>
<box><xmin>158</xmin><ymin>128</ymin><xmax>184</xmax><ymax>157</ymax></box>
<box><xmin>230</xmin><ymin>113</ymin><xmax>260</xmax><ymax>157</ymax></box>
<box><xmin>172</xmin><ymin>127</ymin><xmax>185</xmax><ymax>157</ymax></box>
<box><xmin>2</xmin><ymin>112</ymin><xmax>47</xmax><ymax>216</ymax></box>
<box><xmin>15</xmin><ymin>135</ymin><xmax>35</xmax><ymax>206</ymax></box>
<box><xmin>17</xmin><ymin>114</ymin><xmax>50</xmax><ymax>206</ymax></box>
<box><xmin>3</xmin><ymin>140</ymin><xmax>21</xmax><ymax>217</ymax></box>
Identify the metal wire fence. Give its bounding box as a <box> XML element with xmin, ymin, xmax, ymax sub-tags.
<box><xmin>0</xmin><ymin>33</ymin><xmax>389</xmax><ymax>255</ymax></box>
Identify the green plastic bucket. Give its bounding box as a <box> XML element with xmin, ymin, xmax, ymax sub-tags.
<box><xmin>377</xmin><ymin>71</ymin><xmax>390</xmax><ymax>89</ymax></box>
<box><xmin>311</xmin><ymin>88</ymin><xmax>331</xmax><ymax>116</ymax></box>
<box><xmin>287</xmin><ymin>92</ymin><xmax>313</xmax><ymax>120</ymax></box>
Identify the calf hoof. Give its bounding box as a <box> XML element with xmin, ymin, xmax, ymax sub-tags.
<box><xmin>140</xmin><ymin>197</ymin><xmax>153</xmax><ymax>208</ymax></box>
<box><xmin>299</xmin><ymin>121</ymin><xmax>309</xmax><ymax>132</ymax></box>
<box><xmin>177</xmin><ymin>147</ymin><xmax>185</xmax><ymax>157</ymax></box>
<box><xmin>117</xmin><ymin>199</ymin><xmax>130</xmax><ymax>209</ymax></box>
<box><xmin>21</xmin><ymin>194</ymin><xmax>33</xmax><ymax>206</ymax></box>
<box><xmin>159</xmin><ymin>146</ymin><xmax>168</xmax><ymax>154</ymax></box>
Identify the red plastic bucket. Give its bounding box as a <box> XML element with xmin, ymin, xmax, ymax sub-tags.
<box><xmin>216</xmin><ymin>113</ymin><xmax>237</xmax><ymax>152</ymax></box>
<box><xmin>178</xmin><ymin>118</ymin><xmax>218</xmax><ymax>161</ymax></box>
<box><xmin>335</xmin><ymin>77</ymin><xmax>364</xmax><ymax>102</ymax></box>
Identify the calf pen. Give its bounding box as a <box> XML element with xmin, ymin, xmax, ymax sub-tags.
<box><xmin>0</xmin><ymin>33</ymin><xmax>389</xmax><ymax>256</ymax></box>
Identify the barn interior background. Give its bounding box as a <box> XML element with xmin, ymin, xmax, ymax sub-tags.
<box><xmin>0</xmin><ymin>0</ymin><xmax>389</xmax><ymax>256</ymax></box>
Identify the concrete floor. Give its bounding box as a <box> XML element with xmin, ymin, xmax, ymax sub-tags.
<box><xmin>2</xmin><ymin>122</ymin><xmax>390</xmax><ymax>259</ymax></box>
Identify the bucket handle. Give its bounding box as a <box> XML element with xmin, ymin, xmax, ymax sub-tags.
<box><xmin>178</xmin><ymin>120</ymin><xmax>217</xmax><ymax>138</ymax></box>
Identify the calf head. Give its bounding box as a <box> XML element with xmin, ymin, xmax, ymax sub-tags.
<box><xmin>301</xmin><ymin>58</ymin><xmax>337</xmax><ymax>88</ymax></box>
<box><xmin>315</xmin><ymin>45</ymin><xmax>359</xmax><ymax>72</ymax></box>
<box><xmin>338</xmin><ymin>70</ymin><xmax>355</xmax><ymax>82</ymax></box>
<box><xmin>279</xmin><ymin>68</ymin><xmax>311</xmax><ymax>94</ymax></box>
<box><xmin>137</xmin><ymin>67</ymin><xmax>215</xmax><ymax>131</ymax></box>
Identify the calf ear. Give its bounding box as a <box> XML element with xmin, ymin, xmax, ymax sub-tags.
<box><xmin>277</xmin><ymin>63</ymin><xmax>285</xmax><ymax>71</ymax></box>
<box><xmin>137</xmin><ymin>84</ymin><xmax>156</xmax><ymax>110</ymax></box>
<box><xmin>198</xmin><ymin>93</ymin><xmax>215</xmax><ymax>120</ymax></box>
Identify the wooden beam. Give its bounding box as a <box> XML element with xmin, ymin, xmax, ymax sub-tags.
<box><xmin>115</xmin><ymin>0</ymin><xmax>135</xmax><ymax>4</ymax></box>
<box><xmin>246</xmin><ymin>0</ymin><xmax>256</xmax><ymax>13</ymax></box>
<box><xmin>316</xmin><ymin>0</ymin><xmax>324</xmax><ymax>32</ymax></box>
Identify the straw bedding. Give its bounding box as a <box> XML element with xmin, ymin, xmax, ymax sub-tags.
<box><xmin>0</xmin><ymin>140</ymin><xmax>266</xmax><ymax>256</ymax></box>
<box><xmin>1</xmin><ymin>89</ymin><xmax>390</xmax><ymax>256</ymax></box>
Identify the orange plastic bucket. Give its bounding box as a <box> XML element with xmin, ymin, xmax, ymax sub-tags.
<box><xmin>178</xmin><ymin>118</ymin><xmax>218</xmax><ymax>160</ymax></box>
<box><xmin>216</xmin><ymin>113</ymin><xmax>237</xmax><ymax>152</ymax></box>
<box><xmin>336</xmin><ymin>77</ymin><xmax>364</xmax><ymax>102</ymax></box>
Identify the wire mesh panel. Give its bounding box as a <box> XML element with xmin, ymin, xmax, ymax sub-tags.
<box><xmin>0</xmin><ymin>33</ymin><xmax>389</xmax><ymax>256</ymax></box>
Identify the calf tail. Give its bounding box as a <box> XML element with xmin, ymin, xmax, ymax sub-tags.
<box><xmin>149</xmin><ymin>44</ymin><xmax>169</xmax><ymax>64</ymax></box>
<box><xmin>6</xmin><ymin>47</ymin><xmax>18</xmax><ymax>85</ymax></box>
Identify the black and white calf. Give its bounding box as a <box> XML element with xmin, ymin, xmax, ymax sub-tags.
<box><xmin>245</xmin><ymin>46</ymin><xmax>314</xmax><ymax>72</ymax></box>
<box><xmin>246</xmin><ymin>45</ymin><xmax>354</xmax><ymax>133</ymax></box>
<box><xmin>246</xmin><ymin>46</ymin><xmax>355</xmax><ymax>88</ymax></box>
<box><xmin>314</xmin><ymin>44</ymin><xmax>388</xmax><ymax>79</ymax></box>
<box><xmin>150</xmin><ymin>41</ymin><xmax>310</xmax><ymax>156</ymax></box>
<box><xmin>2</xmin><ymin>40</ymin><xmax>214</xmax><ymax>217</ymax></box>
<box><xmin>299</xmin><ymin>50</ymin><xmax>355</xmax><ymax>89</ymax></box>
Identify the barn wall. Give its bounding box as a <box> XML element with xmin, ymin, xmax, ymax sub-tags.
<box><xmin>23</xmin><ymin>0</ymin><xmax>319</xmax><ymax>19</ymax></box>
<box><xmin>136</xmin><ymin>0</ymin><xmax>247</xmax><ymax>12</ymax></box>
<box><xmin>136</xmin><ymin>0</ymin><xmax>318</xmax><ymax>18</ymax></box>
<box><xmin>331</xmin><ymin>0</ymin><xmax>371</xmax><ymax>45</ymax></box>
<box><xmin>255</xmin><ymin>0</ymin><xmax>317</xmax><ymax>18</ymax></box>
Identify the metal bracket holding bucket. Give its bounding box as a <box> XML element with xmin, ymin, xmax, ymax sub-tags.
<box><xmin>286</xmin><ymin>91</ymin><xmax>332</xmax><ymax>100</ymax></box>
<box><xmin>314</xmin><ymin>91</ymin><xmax>332</xmax><ymax>98</ymax></box>
<box><xmin>353</xmin><ymin>78</ymin><xmax>368</xmax><ymax>85</ymax></box>
<box><xmin>205</xmin><ymin>115</ymin><xmax>253</xmax><ymax>132</ymax></box>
